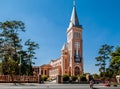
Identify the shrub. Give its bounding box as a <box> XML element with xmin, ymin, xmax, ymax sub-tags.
<box><xmin>71</xmin><ymin>76</ymin><xmax>78</xmax><ymax>81</ymax></box>
<box><xmin>80</xmin><ymin>75</ymin><xmax>87</xmax><ymax>81</ymax></box>
<box><xmin>41</xmin><ymin>75</ymin><xmax>48</xmax><ymax>81</ymax></box>
<box><xmin>63</xmin><ymin>75</ymin><xmax>69</xmax><ymax>81</ymax></box>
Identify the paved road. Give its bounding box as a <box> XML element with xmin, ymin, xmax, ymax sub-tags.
<box><xmin>0</xmin><ymin>83</ymin><xmax>119</xmax><ymax>89</ymax></box>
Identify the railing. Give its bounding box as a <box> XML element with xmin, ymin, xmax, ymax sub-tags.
<box><xmin>0</xmin><ymin>75</ymin><xmax>38</xmax><ymax>83</ymax></box>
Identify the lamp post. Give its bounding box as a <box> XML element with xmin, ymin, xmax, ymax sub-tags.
<box><xmin>17</xmin><ymin>46</ymin><xmax>22</xmax><ymax>77</ymax></box>
<box><xmin>18</xmin><ymin>53</ymin><xmax>22</xmax><ymax>82</ymax></box>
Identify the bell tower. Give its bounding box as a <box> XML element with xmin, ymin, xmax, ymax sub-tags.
<box><xmin>67</xmin><ymin>0</ymin><xmax>84</xmax><ymax>76</ymax></box>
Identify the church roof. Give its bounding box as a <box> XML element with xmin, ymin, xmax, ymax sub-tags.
<box><xmin>50</xmin><ymin>57</ymin><xmax>61</xmax><ymax>63</ymax></box>
<box><xmin>40</xmin><ymin>64</ymin><xmax>52</xmax><ymax>68</ymax></box>
<box><xmin>68</xmin><ymin>0</ymin><xmax>82</xmax><ymax>29</ymax></box>
<box><xmin>61</xmin><ymin>43</ymin><xmax>68</xmax><ymax>50</ymax></box>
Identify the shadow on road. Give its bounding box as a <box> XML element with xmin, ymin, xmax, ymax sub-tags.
<box><xmin>93</xmin><ymin>88</ymin><xmax>100</xmax><ymax>89</ymax></box>
<box><xmin>12</xmin><ymin>83</ymin><xmax>36</xmax><ymax>86</ymax></box>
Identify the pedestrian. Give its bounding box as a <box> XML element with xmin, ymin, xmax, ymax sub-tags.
<box><xmin>89</xmin><ymin>80</ymin><xmax>94</xmax><ymax>88</ymax></box>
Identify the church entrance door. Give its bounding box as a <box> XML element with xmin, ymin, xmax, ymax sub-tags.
<box><xmin>74</xmin><ymin>67</ymin><xmax>80</xmax><ymax>76</ymax></box>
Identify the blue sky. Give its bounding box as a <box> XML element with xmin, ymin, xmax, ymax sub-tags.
<box><xmin>0</xmin><ymin>0</ymin><xmax>120</xmax><ymax>74</ymax></box>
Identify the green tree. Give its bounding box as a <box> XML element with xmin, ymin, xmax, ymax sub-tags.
<box><xmin>93</xmin><ymin>74</ymin><xmax>100</xmax><ymax>80</ymax></box>
<box><xmin>104</xmin><ymin>68</ymin><xmax>113</xmax><ymax>78</ymax></box>
<box><xmin>95</xmin><ymin>44</ymin><xmax>113</xmax><ymax>77</ymax></box>
<box><xmin>0</xmin><ymin>20</ymin><xmax>39</xmax><ymax>76</ymax></box>
<box><xmin>25</xmin><ymin>39</ymin><xmax>39</xmax><ymax>75</ymax></box>
<box><xmin>5</xmin><ymin>57</ymin><xmax>18</xmax><ymax>81</ymax></box>
<box><xmin>0</xmin><ymin>21</ymin><xmax>25</xmax><ymax>75</ymax></box>
<box><xmin>110</xmin><ymin>46</ymin><xmax>120</xmax><ymax>76</ymax></box>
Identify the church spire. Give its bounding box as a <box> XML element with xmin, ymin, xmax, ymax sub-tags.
<box><xmin>68</xmin><ymin>0</ymin><xmax>81</xmax><ymax>29</ymax></box>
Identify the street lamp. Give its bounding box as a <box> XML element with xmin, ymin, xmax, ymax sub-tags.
<box><xmin>18</xmin><ymin>47</ymin><xmax>22</xmax><ymax>82</ymax></box>
<box><xmin>19</xmin><ymin>54</ymin><xmax>21</xmax><ymax>76</ymax></box>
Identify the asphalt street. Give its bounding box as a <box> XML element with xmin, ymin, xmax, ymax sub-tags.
<box><xmin>0</xmin><ymin>83</ymin><xmax>119</xmax><ymax>89</ymax></box>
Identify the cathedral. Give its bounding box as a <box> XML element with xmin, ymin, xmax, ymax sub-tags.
<box><xmin>39</xmin><ymin>0</ymin><xmax>84</xmax><ymax>79</ymax></box>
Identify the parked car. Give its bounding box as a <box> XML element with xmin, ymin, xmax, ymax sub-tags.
<box><xmin>104</xmin><ymin>81</ymin><xmax>110</xmax><ymax>87</ymax></box>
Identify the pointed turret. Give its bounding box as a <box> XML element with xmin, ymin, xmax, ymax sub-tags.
<box><xmin>68</xmin><ymin>0</ymin><xmax>82</xmax><ymax>29</ymax></box>
<box><xmin>61</xmin><ymin>43</ymin><xmax>68</xmax><ymax>51</ymax></box>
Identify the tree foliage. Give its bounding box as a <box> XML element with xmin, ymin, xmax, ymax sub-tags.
<box><xmin>95</xmin><ymin>44</ymin><xmax>113</xmax><ymax>77</ymax></box>
<box><xmin>93</xmin><ymin>74</ymin><xmax>100</xmax><ymax>79</ymax></box>
<box><xmin>95</xmin><ymin>44</ymin><xmax>120</xmax><ymax>78</ymax></box>
<box><xmin>0</xmin><ymin>20</ymin><xmax>39</xmax><ymax>76</ymax></box>
<box><xmin>110</xmin><ymin>46</ymin><xmax>120</xmax><ymax>76</ymax></box>
<box><xmin>25</xmin><ymin>39</ymin><xmax>39</xmax><ymax>75</ymax></box>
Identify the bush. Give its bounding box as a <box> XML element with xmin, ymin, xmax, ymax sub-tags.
<box><xmin>41</xmin><ymin>75</ymin><xmax>48</xmax><ymax>81</ymax></box>
<box><xmin>63</xmin><ymin>75</ymin><xmax>69</xmax><ymax>81</ymax></box>
<box><xmin>80</xmin><ymin>75</ymin><xmax>87</xmax><ymax>81</ymax></box>
<box><xmin>71</xmin><ymin>76</ymin><xmax>78</xmax><ymax>81</ymax></box>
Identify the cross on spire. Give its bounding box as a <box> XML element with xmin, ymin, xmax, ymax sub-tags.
<box><xmin>73</xmin><ymin>0</ymin><xmax>76</xmax><ymax>7</ymax></box>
